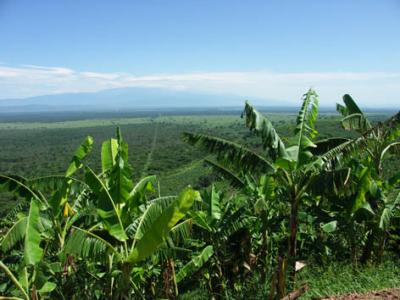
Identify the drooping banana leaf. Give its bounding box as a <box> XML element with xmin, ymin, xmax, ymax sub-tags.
<box><xmin>242</xmin><ymin>101</ymin><xmax>288</xmax><ymax>160</ymax></box>
<box><xmin>183</xmin><ymin>132</ymin><xmax>275</xmax><ymax>175</ymax></box>
<box><xmin>337</xmin><ymin>95</ymin><xmax>371</xmax><ymax>133</ymax></box>
<box><xmin>342</xmin><ymin>94</ymin><xmax>364</xmax><ymax>115</ymax></box>
<box><xmin>309</xmin><ymin>168</ymin><xmax>351</xmax><ymax>197</ymax></box>
<box><xmin>314</xmin><ymin>136</ymin><xmax>365</xmax><ymax>168</ymax></box>
<box><xmin>204</xmin><ymin>159</ymin><xmax>245</xmax><ymax>188</ymax></box>
<box><xmin>168</xmin><ymin>219</ymin><xmax>193</xmax><ymax>243</ymax></box>
<box><xmin>336</xmin><ymin>103</ymin><xmax>348</xmax><ymax>116</ymax></box>
<box><xmin>129</xmin><ymin>175</ymin><xmax>157</xmax><ymax>209</ymax></box>
<box><xmin>379</xmin><ymin>191</ymin><xmax>400</xmax><ymax>230</ymax></box>
<box><xmin>127</xmin><ymin>187</ymin><xmax>199</xmax><ymax>263</ymax></box>
<box><xmin>64</xmin><ymin>226</ymin><xmax>121</xmax><ymax>262</ymax></box>
<box><xmin>0</xmin><ymin>175</ymin><xmax>44</xmax><ymax>205</ymax></box>
<box><xmin>176</xmin><ymin>245</ymin><xmax>214</xmax><ymax>283</ymax></box>
<box><xmin>380</xmin><ymin>142</ymin><xmax>400</xmax><ymax>163</ymax></box>
<box><xmin>29</xmin><ymin>175</ymin><xmax>86</xmax><ymax>193</ymax></box>
<box><xmin>0</xmin><ymin>260</ymin><xmax>30</xmax><ymax>300</ymax></box>
<box><xmin>341</xmin><ymin>113</ymin><xmax>371</xmax><ymax>133</ymax></box>
<box><xmin>316</xmin><ymin>111</ymin><xmax>400</xmax><ymax>168</ymax></box>
<box><xmin>0</xmin><ymin>216</ymin><xmax>27</xmax><ymax>252</ymax></box>
<box><xmin>311</xmin><ymin>138</ymin><xmax>350</xmax><ymax>156</ymax></box>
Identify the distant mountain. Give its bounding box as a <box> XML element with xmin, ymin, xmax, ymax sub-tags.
<box><xmin>0</xmin><ymin>87</ymin><xmax>291</xmax><ymax>112</ymax></box>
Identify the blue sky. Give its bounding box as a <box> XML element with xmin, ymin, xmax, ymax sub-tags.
<box><xmin>0</xmin><ymin>0</ymin><xmax>399</xmax><ymax>107</ymax></box>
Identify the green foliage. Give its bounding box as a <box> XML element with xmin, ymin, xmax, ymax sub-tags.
<box><xmin>294</xmin><ymin>89</ymin><xmax>319</xmax><ymax>167</ymax></box>
<box><xmin>176</xmin><ymin>245</ymin><xmax>214</xmax><ymax>283</ymax></box>
<box><xmin>182</xmin><ymin>132</ymin><xmax>275</xmax><ymax>175</ymax></box>
<box><xmin>296</xmin><ymin>260</ymin><xmax>400</xmax><ymax>299</ymax></box>
<box><xmin>23</xmin><ymin>199</ymin><xmax>43</xmax><ymax>265</ymax></box>
<box><xmin>242</xmin><ymin>101</ymin><xmax>288</xmax><ymax>160</ymax></box>
<box><xmin>0</xmin><ymin>128</ymin><xmax>198</xmax><ymax>299</ymax></box>
<box><xmin>0</xmin><ymin>98</ymin><xmax>399</xmax><ymax>299</ymax></box>
<box><xmin>128</xmin><ymin>188</ymin><xmax>199</xmax><ymax>263</ymax></box>
<box><xmin>1</xmin><ymin>216</ymin><xmax>27</xmax><ymax>252</ymax></box>
<box><xmin>65</xmin><ymin>136</ymin><xmax>93</xmax><ymax>177</ymax></box>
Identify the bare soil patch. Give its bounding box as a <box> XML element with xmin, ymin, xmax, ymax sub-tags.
<box><xmin>321</xmin><ymin>288</ymin><xmax>400</xmax><ymax>299</ymax></box>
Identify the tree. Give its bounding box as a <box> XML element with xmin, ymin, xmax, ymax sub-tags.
<box><xmin>183</xmin><ymin>89</ymin><xmax>352</xmax><ymax>293</ymax></box>
<box><xmin>335</xmin><ymin>95</ymin><xmax>400</xmax><ymax>263</ymax></box>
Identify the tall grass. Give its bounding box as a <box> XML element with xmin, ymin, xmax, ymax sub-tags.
<box><xmin>296</xmin><ymin>259</ymin><xmax>400</xmax><ymax>299</ymax></box>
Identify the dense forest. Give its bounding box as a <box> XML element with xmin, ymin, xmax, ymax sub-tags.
<box><xmin>0</xmin><ymin>90</ymin><xmax>399</xmax><ymax>299</ymax></box>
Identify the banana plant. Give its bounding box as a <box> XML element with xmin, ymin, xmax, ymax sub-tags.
<box><xmin>334</xmin><ymin>95</ymin><xmax>400</xmax><ymax>262</ymax></box>
<box><xmin>175</xmin><ymin>184</ymin><xmax>255</xmax><ymax>297</ymax></box>
<box><xmin>61</xmin><ymin>129</ymin><xmax>200</xmax><ymax>298</ymax></box>
<box><xmin>0</xmin><ymin>129</ymin><xmax>199</xmax><ymax>299</ymax></box>
<box><xmin>183</xmin><ymin>89</ymin><xmax>353</xmax><ymax>289</ymax></box>
<box><xmin>337</xmin><ymin>94</ymin><xmax>400</xmax><ymax>175</ymax></box>
<box><xmin>0</xmin><ymin>137</ymin><xmax>93</xmax><ymax>299</ymax></box>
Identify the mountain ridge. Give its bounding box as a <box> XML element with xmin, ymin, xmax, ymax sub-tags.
<box><xmin>0</xmin><ymin>86</ymin><xmax>289</xmax><ymax>112</ymax></box>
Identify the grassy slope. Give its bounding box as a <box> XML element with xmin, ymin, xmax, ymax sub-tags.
<box><xmin>296</xmin><ymin>260</ymin><xmax>400</xmax><ymax>299</ymax></box>
<box><xmin>0</xmin><ymin>112</ymin><xmax>393</xmax><ymax>216</ymax></box>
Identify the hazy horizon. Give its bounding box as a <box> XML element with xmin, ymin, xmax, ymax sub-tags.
<box><xmin>1</xmin><ymin>1</ymin><xmax>400</xmax><ymax>108</ymax></box>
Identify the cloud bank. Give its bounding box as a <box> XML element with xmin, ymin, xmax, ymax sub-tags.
<box><xmin>0</xmin><ymin>64</ymin><xmax>399</xmax><ymax>107</ymax></box>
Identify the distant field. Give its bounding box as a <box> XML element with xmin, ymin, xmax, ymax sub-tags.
<box><xmin>0</xmin><ymin>110</ymin><xmax>393</xmax><ymax>215</ymax></box>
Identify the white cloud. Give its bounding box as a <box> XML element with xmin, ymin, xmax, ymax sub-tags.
<box><xmin>0</xmin><ymin>64</ymin><xmax>399</xmax><ymax>107</ymax></box>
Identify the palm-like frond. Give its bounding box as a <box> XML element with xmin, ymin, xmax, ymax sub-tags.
<box><xmin>29</xmin><ymin>175</ymin><xmax>86</xmax><ymax>192</ymax></box>
<box><xmin>0</xmin><ymin>260</ymin><xmax>30</xmax><ymax>300</ymax></box>
<box><xmin>64</xmin><ymin>226</ymin><xmax>120</xmax><ymax>262</ymax></box>
<box><xmin>220</xmin><ymin>206</ymin><xmax>254</xmax><ymax>238</ymax></box>
<box><xmin>379</xmin><ymin>191</ymin><xmax>400</xmax><ymax>230</ymax></box>
<box><xmin>205</xmin><ymin>159</ymin><xmax>245</xmax><ymax>188</ymax></box>
<box><xmin>182</xmin><ymin>132</ymin><xmax>275</xmax><ymax>175</ymax></box>
<box><xmin>337</xmin><ymin>94</ymin><xmax>371</xmax><ymax>133</ymax></box>
<box><xmin>309</xmin><ymin>168</ymin><xmax>351</xmax><ymax>196</ymax></box>
<box><xmin>311</xmin><ymin>138</ymin><xmax>351</xmax><ymax>156</ymax></box>
<box><xmin>242</xmin><ymin>101</ymin><xmax>288</xmax><ymax>160</ymax></box>
<box><xmin>129</xmin><ymin>175</ymin><xmax>157</xmax><ymax>208</ymax></box>
<box><xmin>147</xmin><ymin>196</ymin><xmax>177</xmax><ymax>208</ymax></box>
<box><xmin>313</xmin><ymin>138</ymin><xmax>364</xmax><ymax>169</ymax></box>
<box><xmin>176</xmin><ymin>245</ymin><xmax>214</xmax><ymax>283</ymax></box>
<box><xmin>384</xmin><ymin>111</ymin><xmax>400</xmax><ymax>140</ymax></box>
<box><xmin>341</xmin><ymin>113</ymin><xmax>371</xmax><ymax>132</ymax></box>
<box><xmin>317</xmin><ymin>112</ymin><xmax>400</xmax><ymax>168</ymax></box>
<box><xmin>380</xmin><ymin>142</ymin><xmax>400</xmax><ymax>164</ymax></box>
<box><xmin>0</xmin><ymin>175</ymin><xmax>44</xmax><ymax>205</ymax></box>
<box><xmin>342</xmin><ymin>94</ymin><xmax>364</xmax><ymax>115</ymax></box>
<box><xmin>2</xmin><ymin>202</ymin><xmax>27</xmax><ymax>223</ymax></box>
<box><xmin>127</xmin><ymin>188</ymin><xmax>199</xmax><ymax>263</ymax></box>
<box><xmin>336</xmin><ymin>103</ymin><xmax>348</xmax><ymax>116</ymax></box>
<box><xmin>169</xmin><ymin>219</ymin><xmax>193</xmax><ymax>243</ymax></box>
<box><xmin>0</xmin><ymin>217</ymin><xmax>27</xmax><ymax>252</ymax></box>
<box><xmin>294</xmin><ymin>89</ymin><xmax>319</xmax><ymax>168</ymax></box>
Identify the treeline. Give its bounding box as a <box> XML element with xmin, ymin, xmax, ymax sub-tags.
<box><xmin>0</xmin><ymin>89</ymin><xmax>399</xmax><ymax>299</ymax></box>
